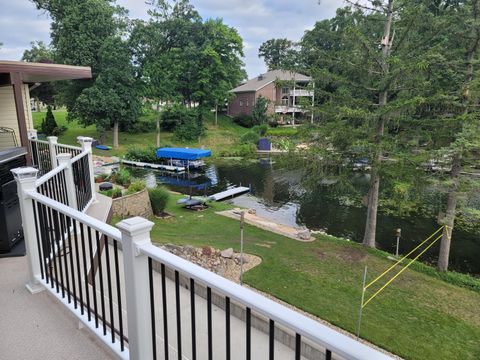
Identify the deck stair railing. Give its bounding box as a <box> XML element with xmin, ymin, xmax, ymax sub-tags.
<box><xmin>28</xmin><ymin>130</ymin><xmax>96</xmax><ymax>212</ymax></box>
<box><xmin>12</xmin><ymin>166</ymin><xmax>392</xmax><ymax>360</ymax></box>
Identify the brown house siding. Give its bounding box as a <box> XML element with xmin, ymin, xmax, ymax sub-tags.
<box><xmin>228</xmin><ymin>91</ymin><xmax>255</xmax><ymax>116</ymax></box>
<box><xmin>255</xmin><ymin>82</ymin><xmax>277</xmax><ymax>115</ymax></box>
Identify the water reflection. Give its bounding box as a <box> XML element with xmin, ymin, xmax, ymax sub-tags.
<box><xmin>128</xmin><ymin>157</ymin><xmax>480</xmax><ymax>275</ymax></box>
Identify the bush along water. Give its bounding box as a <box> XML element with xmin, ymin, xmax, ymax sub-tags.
<box><xmin>149</xmin><ymin>186</ymin><xmax>170</xmax><ymax>215</ymax></box>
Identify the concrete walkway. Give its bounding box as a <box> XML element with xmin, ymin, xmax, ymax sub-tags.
<box><xmin>0</xmin><ymin>256</ymin><xmax>114</xmax><ymax>360</ymax></box>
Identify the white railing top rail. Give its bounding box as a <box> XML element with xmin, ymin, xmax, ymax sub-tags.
<box><xmin>30</xmin><ymin>138</ymin><xmax>49</xmax><ymax>145</ymax></box>
<box><xmin>71</xmin><ymin>149</ymin><xmax>89</xmax><ymax>163</ymax></box>
<box><xmin>140</xmin><ymin>244</ymin><xmax>392</xmax><ymax>360</ymax></box>
<box><xmin>35</xmin><ymin>163</ymin><xmax>67</xmax><ymax>187</ymax></box>
<box><xmin>27</xmin><ymin>191</ymin><xmax>122</xmax><ymax>242</ymax></box>
<box><xmin>55</xmin><ymin>142</ymin><xmax>83</xmax><ymax>151</ymax></box>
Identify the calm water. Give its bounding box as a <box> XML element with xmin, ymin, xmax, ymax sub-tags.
<box><xmin>128</xmin><ymin>157</ymin><xmax>480</xmax><ymax>275</ymax></box>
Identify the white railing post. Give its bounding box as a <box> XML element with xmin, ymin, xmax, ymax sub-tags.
<box><xmin>27</xmin><ymin>129</ymin><xmax>38</xmax><ymax>140</ymax></box>
<box><xmin>47</xmin><ymin>136</ymin><xmax>58</xmax><ymax>169</ymax></box>
<box><xmin>57</xmin><ymin>153</ymin><xmax>78</xmax><ymax>210</ymax></box>
<box><xmin>77</xmin><ymin>136</ymin><xmax>96</xmax><ymax>202</ymax></box>
<box><xmin>117</xmin><ymin>217</ymin><xmax>155</xmax><ymax>360</ymax></box>
<box><xmin>11</xmin><ymin>166</ymin><xmax>44</xmax><ymax>294</ymax></box>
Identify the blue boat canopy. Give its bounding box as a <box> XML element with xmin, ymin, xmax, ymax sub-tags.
<box><xmin>156</xmin><ymin>147</ymin><xmax>212</xmax><ymax>161</ymax></box>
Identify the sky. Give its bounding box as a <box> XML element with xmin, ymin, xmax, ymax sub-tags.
<box><xmin>0</xmin><ymin>0</ymin><xmax>342</xmax><ymax>78</ymax></box>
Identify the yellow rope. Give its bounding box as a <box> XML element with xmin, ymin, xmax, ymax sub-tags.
<box><xmin>364</xmin><ymin>225</ymin><xmax>445</xmax><ymax>290</ymax></box>
<box><xmin>362</xmin><ymin>232</ymin><xmax>444</xmax><ymax>308</ymax></box>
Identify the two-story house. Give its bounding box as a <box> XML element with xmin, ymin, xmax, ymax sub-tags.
<box><xmin>227</xmin><ymin>69</ymin><xmax>314</xmax><ymax>124</ymax></box>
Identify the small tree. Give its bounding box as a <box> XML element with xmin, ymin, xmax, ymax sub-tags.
<box><xmin>41</xmin><ymin>106</ymin><xmax>58</xmax><ymax>136</ymax></box>
<box><xmin>252</xmin><ymin>96</ymin><xmax>270</xmax><ymax>125</ymax></box>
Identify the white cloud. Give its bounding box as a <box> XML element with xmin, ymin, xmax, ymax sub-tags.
<box><xmin>0</xmin><ymin>0</ymin><xmax>343</xmax><ymax>77</ymax></box>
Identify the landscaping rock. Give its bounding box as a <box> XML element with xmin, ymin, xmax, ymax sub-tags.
<box><xmin>296</xmin><ymin>229</ymin><xmax>311</xmax><ymax>240</ymax></box>
<box><xmin>220</xmin><ymin>248</ymin><xmax>234</xmax><ymax>258</ymax></box>
<box><xmin>202</xmin><ymin>246</ymin><xmax>213</xmax><ymax>256</ymax></box>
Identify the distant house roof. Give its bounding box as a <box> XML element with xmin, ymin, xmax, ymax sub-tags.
<box><xmin>231</xmin><ymin>69</ymin><xmax>311</xmax><ymax>93</ymax></box>
<box><xmin>0</xmin><ymin>60</ymin><xmax>92</xmax><ymax>83</ymax></box>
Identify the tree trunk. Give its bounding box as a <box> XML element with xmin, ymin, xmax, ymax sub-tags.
<box><xmin>156</xmin><ymin>101</ymin><xmax>161</xmax><ymax>147</ymax></box>
<box><xmin>437</xmin><ymin>153</ymin><xmax>461</xmax><ymax>271</ymax></box>
<box><xmin>36</xmin><ymin>97</ymin><xmax>41</xmax><ymax>112</ymax></box>
<box><xmin>362</xmin><ymin>0</ymin><xmax>393</xmax><ymax>248</ymax></box>
<box><xmin>113</xmin><ymin>120</ymin><xmax>119</xmax><ymax>149</ymax></box>
<box><xmin>215</xmin><ymin>104</ymin><xmax>218</xmax><ymax>126</ymax></box>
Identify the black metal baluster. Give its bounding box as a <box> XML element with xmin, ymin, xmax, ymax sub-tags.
<box><xmin>104</xmin><ymin>237</ymin><xmax>115</xmax><ymax>343</ymax></box>
<box><xmin>226</xmin><ymin>297</ymin><xmax>231</xmax><ymax>360</ymax></box>
<box><xmin>295</xmin><ymin>334</ymin><xmax>301</xmax><ymax>360</ymax></box>
<box><xmin>73</xmin><ymin>220</ymin><xmax>83</xmax><ymax>314</ymax></box>
<box><xmin>38</xmin><ymin>202</ymin><xmax>50</xmax><ymax>284</ymax></box>
<box><xmin>161</xmin><ymin>263</ymin><xmax>169</xmax><ymax>360</ymax></box>
<box><xmin>32</xmin><ymin>200</ymin><xmax>44</xmax><ymax>280</ymax></box>
<box><xmin>207</xmin><ymin>287</ymin><xmax>212</xmax><ymax>360</ymax></box>
<box><xmin>190</xmin><ymin>278</ymin><xmax>196</xmax><ymax>360</ymax></box>
<box><xmin>246</xmin><ymin>307</ymin><xmax>251</xmax><ymax>360</ymax></box>
<box><xmin>80</xmin><ymin>223</ymin><xmax>91</xmax><ymax>321</ymax></box>
<box><xmin>175</xmin><ymin>271</ymin><xmax>182</xmax><ymax>360</ymax></box>
<box><xmin>88</xmin><ymin>228</ymin><xmax>99</xmax><ymax>328</ymax></box>
<box><xmin>66</xmin><ymin>216</ymin><xmax>77</xmax><ymax>309</ymax></box>
<box><xmin>47</xmin><ymin>206</ymin><xmax>59</xmax><ymax>293</ymax></box>
<box><xmin>53</xmin><ymin>209</ymin><xmax>64</xmax><ymax>296</ymax></box>
<box><xmin>96</xmin><ymin>231</ymin><xmax>106</xmax><ymax>335</ymax></box>
<box><xmin>149</xmin><ymin>258</ymin><xmax>157</xmax><ymax>360</ymax></box>
<box><xmin>59</xmin><ymin>212</ymin><xmax>71</xmax><ymax>303</ymax></box>
<box><xmin>113</xmin><ymin>241</ymin><xmax>124</xmax><ymax>351</ymax></box>
<box><xmin>325</xmin><ymin>349</ymin><xmax>332</xmax><ymax>360</ymax></box>
<box><xmin>269</xmin><ymin>320</ymin><xmax>275</xmax><ymax>360</ymax></box>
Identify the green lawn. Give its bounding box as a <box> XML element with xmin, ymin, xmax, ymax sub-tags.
<box><xmin>32</xmin><ymin>109</ymin><xmax>250</xmax><ymax>157</ymax></box>
<box><xmin>113</xmin><ymin>194</ymin><xmax>480</xmax><ymax>360</ymax></box>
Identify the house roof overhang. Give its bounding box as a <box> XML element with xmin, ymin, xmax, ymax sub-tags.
<box><xmin>0</xmin><ymin>60</ymin><xmax>92</xmax><ymax>84</ymax></box>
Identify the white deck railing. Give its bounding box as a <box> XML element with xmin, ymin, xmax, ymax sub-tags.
<box><xmin>11</xmin><ymin>161</ymin><xmax>392</xmax><ymax>360</ymax></box>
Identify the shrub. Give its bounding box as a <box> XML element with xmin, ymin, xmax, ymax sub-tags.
<box><xmin>126</xmin><ymin>180</ymin><xmax>146</xmax><ymax>195</ymax></box>
<box><xmin>240</xmin><ymin>131</ymin><xmax>260</xmax><ymax>145</ymax></box>
<box><xmin>252</xmin><ymin>95</ymin><xmax>269</xmax><ymax>125</ymax></box>
<box><xmin>161</xmin><ymin>104</ymin><xmax>197</xmax><ymax>131</ymax></box>
<box><xmin>127</xmin><ymin>118</ymin><xmax>156</xmax><ymax>133</ymax></box>
<box><xmin>41</xmin><ymin>105</ymin><xmax>59</xmax><ymax>136</ymax></box>
<box><xmin>233</xmin><ymin>114</ymin><xmax>254</xmax><ymax>128</ymax></box>
<box><xmin>252</xmin><ymin>124</ymin><xmax>268</xmax><ymax>136</ymax></box>
<box><xmin>267</xmin><ymin>127</ymin><xmax>298</xmax><ymax>137</ymax></box>
<box><xmin>148</xmin><ymin>186</ymin><xmax>170</xmax><ymax>215</ymax></box>
<box><xmin>100</xmin><ymin>188</ymin><xmax>122</xmax><ymax>199</ymax></box>
<box><xmin>218</xmin><ymin>144</ymin><xmax>256</xmax><ymax>157</ymax></box>
<box><xmin>125</xmin><ymin>145</ymin><xmax>159</xmax><ymax>163</ymax></box>
<box><xmin>110</xmin><ymin>167</ymin><xmax>131</xmax><ymax>186</ymax></box>
<box><xmin>175</xmin><ymin>116</ymin><xmax>204</xmax><ymax>141</ymax></box>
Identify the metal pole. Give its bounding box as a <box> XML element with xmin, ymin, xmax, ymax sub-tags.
<box><xmin>240</xmin><ymin>211</ymin><xmax>245</xmax><ymax>285</ymax></box>
<box><xmin>395</xmin><ymin>228</ymin><xmax>402</xmax><ymax>257</ymax></box>
<box><xmin>356</xmin><ymin>266</ymin><xmax>367</xmax><ymax>339</ymax></box>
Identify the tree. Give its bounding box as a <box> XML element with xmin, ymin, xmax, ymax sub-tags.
<box><xmin>258</xmin><ymin>38</ymin><xmax>298</xmax><ymax>70</ymax></box>
<box><xmin>40</xmin><ymin>105</ymin><xmax>58</xmax><ymax>135</ymax></box>
<box><xmin>252</xmin><ymin>96</ymin><xmax>269</xmax><ymax>125</ymax></box>
<box><xmin>75</xmin><ymin>37</ymin><xmax>141</xmax><ymax>148</ymax></box>
<box><xmin>22</xmin><ymin>41</ymin><xmax>57</xmax><ymax>109</ymax></box>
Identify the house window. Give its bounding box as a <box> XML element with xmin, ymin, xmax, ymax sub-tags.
<box><xmin>281</xmin><ymin>96</ymin><xmax>289</xmax><ymax>105</ymax></box>
<box><xmin>239</xmin><ymin>100</ymin><xmax>244</xmax><ymax>107</ymax></box>
<box><xmin>282</xmin><ymin>87</ymin><xmax>289</xmax><ymax>94</ymax></box>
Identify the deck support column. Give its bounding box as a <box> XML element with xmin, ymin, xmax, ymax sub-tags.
<box><xmin>10</xmin><ymin>72</ymin><xmax>32</xmax><ymax>164</ymax></box>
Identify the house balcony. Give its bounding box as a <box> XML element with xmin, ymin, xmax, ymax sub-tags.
<box><xmin>275</xmin><ymin>105</ymin><xmax>307</xmax><ymax>114</ymax></box>
<box><xmin>3</xmin><ymin>135</ymin><xmax>392</xmax><ymax>360</ymax></box>
<box><xmin>289</xmin><ymin>89</ymin><xmax>314</xmax><ymax>97</ymax></box>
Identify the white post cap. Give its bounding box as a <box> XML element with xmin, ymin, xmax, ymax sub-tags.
<box><xmin>47</xmin><ymin>136</ymin><xmax>58</xmax><ymax>143</ymax></box>
<box><xmin>27</xmin><ymin>129</ymin><xmax>38</xmax><ymax>140</ymax></box>
<box><xmin>56</xmin><ymin>153</ymin><xmax>72</xmax><ymax>163</ymax></box>
<box><xmin>11</xmin><ymin>166</ymin><xmax>39</xmax><ymax>181</ymax></box>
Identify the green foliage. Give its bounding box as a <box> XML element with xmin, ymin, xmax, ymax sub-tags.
<box><xmin>267</xmin><ymin>127</ymin><xmax>298</xmax><ymax>137</ymax></box>
<box><xmin>127</xmin><ymin>117</ymin><xmax>156</xmax><ymax>134</ymax></box>
<box><xmin>161</xmin><ymin>104</ymin><xmax>197</xmax><ymax>131</ymax></box>
<box><xmin>100</xmin><ymin>187</ymin><xmax>122</xmax><ymax>199</ymax></box>
<box><xmin>258</xmin><ymin>38</ymin><xmax>298</xmax><ymax>70</ymax></box>
<box><xmin>217</xmin><ymin>144</ymin><xmax>256</xmax><ymax>157</ymax></box>
<box><xmin>272</xmin><ymin>138</ymin><xmax>292</xmax><ymax>151</ymax></box>
<box><xmin>110</xmin><ymin>167</ymin><xmax>131</xmax><ymax>187</ymax></box>
<box><xmin>40</xmin><ymin>106</ymin><xmax>60</xmax><ymax>136</ymax></box>
<box><xmin>148</xmin><ymin>186</ymin><xmax>170</xmax><ymax>215</ymax></box>
<box><xmin>174</xmin><ymin>109</ymin><xmax>204</xmax><ymax>141</ymax></box>
<box><xmin>126</xmin><ymin>180</ymin><xmax>146</xmax><ymax>195</ymax></box>
<box><xmin>240</xmin><ymin>131</ymin><xmax>260</xmax><ymax>145</ymax></box>
<box><xmin>125</xmin><ymin>145</ymin><xmax>159</xmax><ymax>163</ymax></box>
<box><xmin>251</xmin><ymin>96</ymin><xmax>270</xmax><ymax>125</ymax></box>
<box><xmin>251</xmin><ymin>124</ymin><xmax>268</xmax><ymax>136</ymax></box>
<box><xmin>233</xmin><ymin>114</ymin><xmax>254</xmax><ymax>128</ymax></box>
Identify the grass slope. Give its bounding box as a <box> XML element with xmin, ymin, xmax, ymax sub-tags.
<box><xmin>116</xmin><ymin>194</ymin><xmax>480</xmax><ymax>360</ymax></box>
<box><xmin>32</xmin><ymin>109</ymin><xmax>249</xmax><ymax>157</ymax></box>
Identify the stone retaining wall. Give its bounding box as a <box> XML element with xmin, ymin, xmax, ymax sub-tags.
<box><xmin>112</xmin><ymin>188</ymin><xmax>153</xmax><ymax>218</ymax></box>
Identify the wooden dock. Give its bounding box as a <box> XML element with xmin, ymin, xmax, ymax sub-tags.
<box><xmin>122</xmin><ymin>159</ymin><xmax>185</xmax><ymax>172</ymax></box>
<box><xmin>208</xmin><ymin>186</ymin><xmax>250</xmax><ymax>201</ymax></box>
